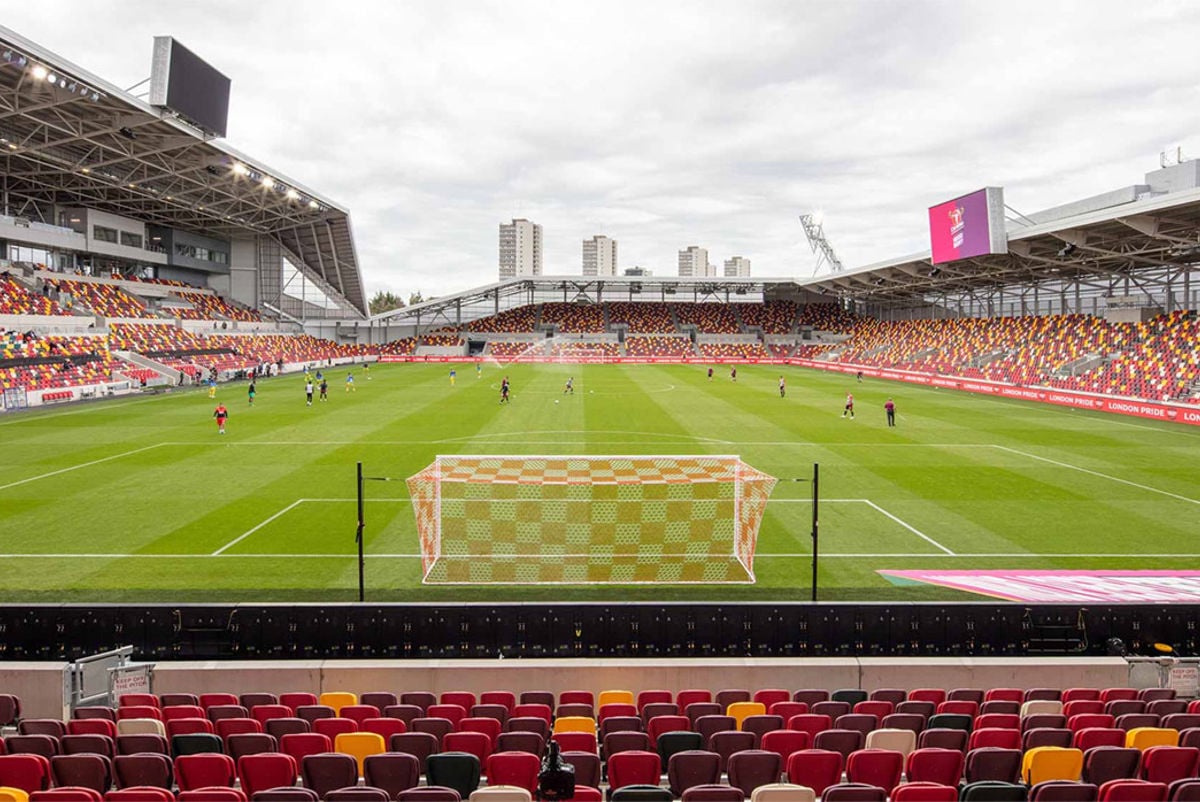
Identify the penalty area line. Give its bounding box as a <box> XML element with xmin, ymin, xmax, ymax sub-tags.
<box><xmin>992</xmin><ymin>445</ymin><xmax>1200</xmax><ymax>506</ymax></box>
<box><xmin>0</xmin><ymin>443</ymin><xmax>167</xmax><ymax>492</ymax></box>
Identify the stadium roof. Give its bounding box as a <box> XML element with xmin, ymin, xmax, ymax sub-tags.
<box><xmin>0</xmin><ymin>25</ymin><xmax>368</xmax><ymax>317</ymax></box>
<box><xmin>370</xmin><ymin>274</ymin><xmax>801</xmax><ymax>329</ymax></box>
<box><xmin>803</xmin><ymin>185</ymin><xmax>1200</xmax><ymax>308</ymax></box>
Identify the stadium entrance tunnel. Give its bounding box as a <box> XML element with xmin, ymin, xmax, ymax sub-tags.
<box><xmin>0</xmin><ymin>603</ymin><xmax>1195</xmax><ymax>660</ymax></box>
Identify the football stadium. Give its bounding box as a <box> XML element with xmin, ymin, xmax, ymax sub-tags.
<box><xmin>3</xmin><ymin>13</ymin><xmax>1200</xmax><ymax>802</ymax></box>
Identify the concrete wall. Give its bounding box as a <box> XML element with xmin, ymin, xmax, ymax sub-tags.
<box><xmin>3</xmin><ymin>656</ymin><xmax>1132</xmax><ymax>719</ymax></box>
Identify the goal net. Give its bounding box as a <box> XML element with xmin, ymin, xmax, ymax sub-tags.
<box><xmin>406</xmin><ymin>455</ymin><xmax>777</xmax><ymax>584</ymax></box>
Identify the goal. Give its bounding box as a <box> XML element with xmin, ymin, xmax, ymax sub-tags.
<box><xmin>406</xmin><ymin>455</ymin><xmax>777</xmax><ymax>584</ymax></box>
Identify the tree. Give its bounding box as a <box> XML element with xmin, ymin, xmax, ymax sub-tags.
<box><xmin>369</xmin><ymin>291</ymin><xmax>405</xmax><ymax>315</ymax></box>
<box><xmin>408</xmin><ymin>291</ymin><xmax>424</xmax><ymax>306</ymax></box>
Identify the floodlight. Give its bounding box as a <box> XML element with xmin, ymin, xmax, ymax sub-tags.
<box><xmin>232</xmin><ymin>162</ymin><xmax>249</xmax><ymax>176</ymax></box>
<box><xmin>286</xmin><ymin>188</ymin><xmax>300</xmax><ymax>200</ymax></box>
<box><xmin>47</xmin><ymin>74</ymin><xmax>58</xmax><ymax>84</ymax></box>
<box><xmin>31</xmin><ymin>64</ymin><xmax>47</xmax><ymax>80</ymax></box>
<box><xmin>261</xmin><ymin>176</ymin><xmax>274</xmax><ymax>189</ymax></box>
<box><xmin>308</xmin><ymin>200</ymin><xmax>320</xmax><ymax>210</ymax></box>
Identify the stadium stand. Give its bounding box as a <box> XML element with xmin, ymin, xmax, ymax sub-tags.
<box><xmin>484</xmin><ymin>341</ymin><xmax>540</xmax><ymax>359</ymax></box>
<box><xmin>171</xmin><ymin>293</ymin><xmax>262</xmax><ymax>322</ymax></box>
<box><xmin>549</xmin><ymin>341</ymin><xmax>619</xmax><ymax>358</ymax></box>
<box><xmin>697</xmin><ymin>342</ymin><xmax>771</xmax><ymax>360</ymax></box>
<box><xmin>0</xmin><ymin>334</ymin><xmax>126</xmax><ymax>393</ymax></box>
<box><xmin>796</xmin><ymin>303</ymin><xmax>861</xmax><ymax>333</ymax></box>
<box><xmin>420</xmin><ymin>329</ymin><xmax>464</xmax><ymax>347</ymax></box>
<box><xmin>825</xmin><ymin>310</ymin><xmax>1200</xmax><ymax>403</ymax></box>
<box><xmin>0</xmin><ymin>685</ymin><xmax>1193</xmax><ymax>801</ymax></box>
<box><xmin>624</xmin><ymin>336</ymin><xmax>695</xmax><ymax>358</ymax></box>
<box><xmin>674</xmin><ymin>303</ymin><xmax>740</xmax><ymax>334</ymax></box>
<box><xmin>48</xmin><ymin>280</ymin><xmax>147</xmax><ymax>318</ymax></box>
<box><xmin>379</xmin><ymin>337</ymin><xmax>418</xmax><ymax>356</ymax></box>
<box><xmin>1050</xmin><ymin>312</ymin><xmax>1200</xmax><ymax>401</ymax></box>
<box><xmin>607</xmin><ymin>303</ymin><xmax>677</xmax><ymax>334</ymax></box>
<box><xmin>540</xmin><ymin>303</ymin><xmax>606</xmax><ymax>334</ymax></box>
<box><xmin>737</xmin><ymin>301</ymin><xmax>797</xmax><ymax>334</ymax></box>
<box><xmin>1</xmin><ymin>276</ymin><xmax>70</xmax><ymax>316</ymax></box>
<box><xmin>466</xmin><ymin>307</ymin><xmax>538</xmax><ymax>333</ymax></box>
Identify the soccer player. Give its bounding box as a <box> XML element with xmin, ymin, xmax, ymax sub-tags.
<box><xmin>885</xmin><ymin>398</ymin><xmax>896</xmax><ymax>427</ymax></box>
<box><xmin>730</xmin><ymin>367</ymin><xmax>737</xmax><ymax>382</ymax></box>
<box><xmin>207</xmin><ymin>377</ymin><xmax>216</xmax><ymax>399</ymax></box>
<box><xmin>363</xmin><ymin>363</ymin><xmax>371</xmax><ymax>380</ymax></box>
<box><xmin>305</xmin><ymin>379</ymin><xmax>314</xmax><ymax>406</ymax></box>
<box><xmin>213</xmin><ymin>403</ymin><xmax>228</xmax><ymax>434</ymax></box>
<box><xmin>842</xmin><ymin>392</ymin><xmax>855</xmax><ymax>419</ymax></box>
<box><xmin>450</xmin><ymin>368</ymin><xmax>456</xmax><ymax>386</ymax></box>
<box><xmin>707</xmin><ymin>367</ymin><xmax>713</xmax><ymax>381</ymax></box>
<box><xmin>779</xmin><ymin>376</ymin><xmax>786</xmax><ymax>397</ymax></box>
<box><xmin>346</xmin><ymin>371</ymin><xmax>356</xmax><ymax>392</ymax></box>
<box><xmin>476</xmin><ymin>362</ymin><xmax>482</xmax><ymax>378</ymax></box>
<box><xmin>248</xmin><ymin>380</ymin><xmax>256</xmax><ymax>406</ymax></box>
<box><xmin>319</xmin><ymin>377</ymin><xmax>328</xmax><ymax>401</ymax></box>
<box><xmin>564</xmin><ymin>376</ymin><xmax>574</xmax><ymax>394</ymax></box>
<box><xmin>856</xmin><ymin>370</ymin><xmax>864</xmax><ymax>383</ymax></box>
<box><xmin>500</xmin><ymin>376</ymin><xmax>510</xmax><ymax>404</ymax></box>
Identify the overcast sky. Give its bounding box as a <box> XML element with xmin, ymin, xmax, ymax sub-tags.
<box><xmin>6</xmin><ymin>2</ymin><xmax>1200</xmax><ymax>299</ymax></box>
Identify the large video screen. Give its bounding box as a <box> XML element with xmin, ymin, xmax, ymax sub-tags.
<box><xmin>928</xmin><ymin>187</ymin><xmax>1007</xmax><ymax>264</ymax></box>
<box><xmin>149</xmin><ymin>37</ymin><xmax>231</xmax><ymax>138</ymax></box>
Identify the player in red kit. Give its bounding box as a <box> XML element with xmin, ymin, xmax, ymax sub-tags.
<box><xmin>213</xmin><ymin>403</ymin><xmax>229</xmax><ymax>434</ymax></box>
<box><xmin>842</xmin><ymin>392</ymin><xmax>855</xmax><ymax>419</ymax></box>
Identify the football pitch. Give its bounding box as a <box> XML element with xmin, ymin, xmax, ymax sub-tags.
<box><xmin>2</xmin><ymin>362</ymin><xmax>1199</xmax><ymax>603</ymax></box>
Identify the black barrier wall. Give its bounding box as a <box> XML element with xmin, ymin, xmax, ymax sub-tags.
<box><xmin>0</xmin><ymin>604</ymin><xmax>1194</xmax><ymax>661</ymax></box>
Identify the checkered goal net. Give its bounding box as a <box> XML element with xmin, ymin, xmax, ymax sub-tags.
<box><xmin>407</xmin><ymin>455</ymin><xmax>777</xmax><ymax>584</ymax></box>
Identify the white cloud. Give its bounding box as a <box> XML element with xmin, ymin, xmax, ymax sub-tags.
<box><xmin>5</xmin><ymin>1</ymin><xmax>1200</xmax><ymax>298</ymax></box>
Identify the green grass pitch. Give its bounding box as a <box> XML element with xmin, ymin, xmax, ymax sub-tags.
<box><xmin>2</xmin><ymin>361</ymin><xmax>1198</xmax><ymax>603</ymax></box>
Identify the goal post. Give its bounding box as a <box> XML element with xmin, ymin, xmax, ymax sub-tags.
<box><xmin>406</xmin><ymin>455</ymin><xmax>777</xmax><ymax>584</ymax></box>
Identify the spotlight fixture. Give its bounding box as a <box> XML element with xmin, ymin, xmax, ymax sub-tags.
<box><xmin>232</xmin><ymin>162</ymin><xmax>249</xmax><ymax>176</ymax></box>
<box><xmin>260</xmin><ymin>176</ymin><xmax>274</xmax><ymax>189</ymax></box>
<box><xmin>285</xmin><ymin>189</ymin><xmax>300</xmax><ymax>200</ymax></box>
<box><xmin>308</xmin><ymin>200</ymin><xmax>320</xmax><ymax>210</ymax></box>
<box><xmin>31</xmin><ymin>64</ymin><xmax>47</xmax><ymax>80</ymax></box>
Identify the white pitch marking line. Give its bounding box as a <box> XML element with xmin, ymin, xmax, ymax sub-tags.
<box><xmin>212</xmin><ymin>499</ymin><xmax>307</xmax><ymax>556</ymax></box>
<box><xmin>861</xmin><ymin>499</ymin><xmax>955</xmax><ymax>555</ymax></box>
<box><xmin>992</xmin><ymin>445</ymin><xmax>1200</xmax><ymax>506</ymax></box>
<box><xmin>0</xmin><ymin>443</ymin><xmax>167</xmax><ymax>491</ymax></box>
<box><xmin>3</xmin><ymin>551</ymin><xmax>1200</xmax><ymax>559</ymax></box>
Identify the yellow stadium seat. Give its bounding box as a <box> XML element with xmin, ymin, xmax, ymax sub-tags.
<box><xmin>1126</xmin><ymin>727</ymin><xmax>1179</xmax><ymax>750</ymax></box>
<box><xmin>0</xmin><ymin>788</ymin><xmax>31</xmax><ymax>802</ymax></box>
<box><xmin>320</xmin><ymin>691</ymin><xmax>358</xmax><ymax>714</ymax></box>
<box><xmin>728</xmin><ymin>701</ymin><xmax>768</xmax><ymax>729</ymax></box>
<box><xmin>469</xmin><ymin>788</ymin><xmax>534</xmax><ymax>802</ymax></box>
<box><xmin>751</xmin><ymin>785</ymin><xmax>816</xmax><ymax>802</ymax></box>
<box><xmin>334</xmin><ymin>731</ymin><xmax>386</xmax><ymax>775</ymax></box>
<box><xmin>116</xmin><ymin>718</ymin><xmax>166</xmax><ymax>737</ymax></box>
<box><xmin>1022</xmin><ymin>746</ymin><xmax>1083</xmax><ymax>785</ymax></box>
<box><xmin>552</xmin><ymin>716</ymin><xmax>596</xmax><ymax>735</ymax></box>
<box><xmin>597</xmin><ymin>690</ymin><xmax>634</xmax><ymax>708</ymax></box>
